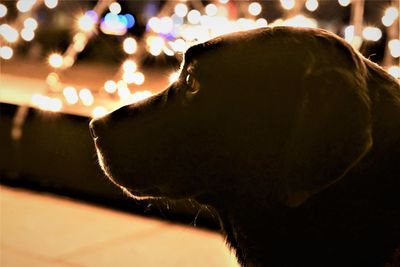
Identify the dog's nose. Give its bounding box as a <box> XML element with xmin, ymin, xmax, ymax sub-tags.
<box><xmin>89</xmin><ymin>119</ymin><xmax>101</xmax><ymax>139</ymax></box>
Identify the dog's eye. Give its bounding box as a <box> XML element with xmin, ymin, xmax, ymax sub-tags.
<box><xmin>185</xmin><ymin>74</ymin><xmax>200</xmax><ymax>94</ymax></box>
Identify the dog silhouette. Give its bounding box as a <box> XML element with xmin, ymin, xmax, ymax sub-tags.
<box><xmin>90</xmin><ymin>27</ymin><xmax>400</xmax><ymax>267</ymax></box>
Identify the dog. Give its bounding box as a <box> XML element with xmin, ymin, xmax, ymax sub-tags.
<box><xmin>90</xmin><ymin>27</ymin><xmax>400</xmax><ymax>267</ymax></box>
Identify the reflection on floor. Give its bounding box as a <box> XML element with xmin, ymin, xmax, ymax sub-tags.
<box><xmin>0</xmin><ymin>185</ymin><xmax>239</xmax><ymax>267</ymax></box>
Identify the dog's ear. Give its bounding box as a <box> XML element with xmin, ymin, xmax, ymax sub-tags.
<box><xmin>281</xmin><ymin>68</ymin><xmax>373</xmax><ymax>207</ymax></box>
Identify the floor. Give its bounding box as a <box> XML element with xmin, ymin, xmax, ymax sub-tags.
<box><xmin>0</xmin><ymin>185</ymin><xmax>239</xmax><ymax>267</ymax></box>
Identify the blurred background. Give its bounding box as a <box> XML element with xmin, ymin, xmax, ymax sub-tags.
<box><xmin>0</xmin><ymin>0</ymin><xmax>399</xmax><ymax>266</ymax></box>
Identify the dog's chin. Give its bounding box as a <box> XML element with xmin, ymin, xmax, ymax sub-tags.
<box><xmin>95</xmin><ymin>147</ymin><xmax>163</xmax><ymax>200</ymax></box>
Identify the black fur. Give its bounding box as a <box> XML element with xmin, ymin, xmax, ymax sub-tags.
<box><xmin>90</xmin><ymin>27</ymin><xmax>400</xmax><ymax>266</ymax></box>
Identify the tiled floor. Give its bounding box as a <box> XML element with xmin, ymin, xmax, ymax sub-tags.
<box><xmin>0</xmin><ymin>185</ymin><xmax>239</xmax><ymax>267</ymax></box>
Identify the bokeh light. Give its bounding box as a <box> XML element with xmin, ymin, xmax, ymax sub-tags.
<box><xmin>78</xmin><ymin>14</ymin><xmax>96</xmax><ymax>32</ymax></box>
<box><xmin>0</xmin><ymin>24</ymin><xmax>19</xmax><ymax>43</ymax></box>
<box><xmin>24</xmin><ymin>18</ymin><xmax>38</xmax><ymax>30</ymax></box>
<box><xmin>16</xmin><ymin>0</ymin><xmax>36</xmax><ymax>13</ymax></box>
<box><xmin>104</xmin><ymin>80</ymin><xmax>117</xmax><ymax>93</ymax></box>
<box><xmin>122</xmin><ymin>59</ymin><xmax>137</xmax><ymax>73</ymax></box>
<box><xmin>109</xmin><ymin>2</ymin><xmax>121</xmax><ymax>15</ymax></box>
<box><xmin>188</xmin><ymin>10</ymin><xmax>201</xmax><ymax>24</ymax></box>
<box><xmin>338</xmin><ymin>0</ymin><xmax>351</xmax><ymax>7</ymax></box>
<box><xmin>205</xmin><ymin>4</ymin><xmax>218</xmax><ymax>17</ymax></box>
<box><xmin>63</xmin><ymin>87</ymin><xmax>79</xmax><ymax>105</ymax></box>
<box><xmin>79</xmin><ymin>88</ymin><xmax>94</xmax><ymax>106</ymax></box>
<box><xmin>48</xmin><ymin>53</ymin><xmax>63</xmax><ymax>68</ymax></box>
<box><xmin>0</xmin><ymin>46</ymin><xmax>13</xmax><ymax>60</ymax></box>
<box><xmin>21</xmin><ymin>29</ymin><xmax>35</xmax><ymax>42</ymax></box>
<box><xmin>92</xmin><ymin>106</ymin><xmax>108</xmax><ymax>118</ymax></box>
<box><xmin>388</xmin><ymin>39</ymin><xmax>400</xmax><ymax>58</ymax></box>
<box><xmin>305</xmin><ymin>0</ymin><xmax>319</xmax><ymax>12</ymax></box>
<box><xmin>174</xmin><ymin>3</ymin><xmax>188</xmax><ymax>18</ymax></box>
<box><xmin>44</xmin><ymin>0</ymin><xmax>58</xmax><ymax>9</ymax></box>
<box><xmin>388</xmin><ymin>66</ymin><xmax>400</xmax><ymax>79</ymax></box>
<box><xmin>362</xmin><ymin>26</ymin><xmax>382</xmax><ymax>42</ymax></box>
<box><xmin>123</xmin><ymin>37</ymin><xmax>137</xmax><ymax>54</ymax></box>
<box><xmin>382</xmin><ymin>7</ymin><xmax>399</xmax><ymax>27</ymax></box>
<box><xmin>280</xmin><ymin>0</ymin><xmax>295</xmax><ymax>10</ymax></box>
<box><xmin>169</xmin><ymin>72</ymin><xmax>180</xmax><ymax>84</ymax></box>
<box><xmin>248</xmin><ymin>2</ymin><xmax>262</xmax><ymax>16</ymax></box>
<box><xmin>0</xmin><ymin>3</ymin><xmax>7</xmax><ymax>18</ymax></box>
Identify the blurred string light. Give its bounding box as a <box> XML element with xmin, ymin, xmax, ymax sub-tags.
<box><xmin>0</xmin><ymin>46</ymin><xmax>13</xmax><ymax>60</ymax></box>
<box><xmin>338</xmin><ymin>0</ymin><xmax>351</xmax><ymax>7</ymax></box>
<box><xmin>388</xmin><ymin>39</ymin><xmax>400</xmax><ymax>58</ymax></box>
<box><xmin>123</xmin><ymin>37</ymin><xmax>138</xmax><ymax>54</ymax></box>
<box><xmin>388</xmin><ymin>66</ymin><xmax>400</xmax><ymax>79</ymax></box>
<box><xmin>44</xmin><ymin>0</ymin><xmax>58</xmax><ymax>9</ymax></box>
<box><xmin>362</xmin><ymin>26</ymin><xmax>382</xmax><ymax>42</ymax></box>
<box><xmin>205</xmin><ymin>4</ymin><xmax>218</xmax><ymax>17</ymax></box>
<box><xmin>5</xmin><ymin>0</ymin><xmax>399</xmax><ymax>118</ymax></box>
<box><xmin>0</xmin><ymin>3</ymin><xmax>7</xmax><ymax>18</ymax></box>
<box><xmin>248</xmin><ymin>2</ymin><xmax>262</xmax><ymax>16</ymax></box>
<box><xmin>280</xmin><ymin>0</ymin><xmax>296</xmax><ymax>10</ymax></box>
<box><xmin>92</xmin><ymin>106</ymin><xmax>108</xmax><ymax>118</ymax></box>
<box><xmin>305</xmin><ymin>0</ymin><xmax>319</xmax><ymax>12</ymax></box>
<box><xmin>382</xmin><ymin>7</ymin><xmax>399</xmax><ymax>27</ymax></box>
<box><xmin>16</xmin><ymin>0</ymin><xmax>36</xmax><ymax>13</ymax></box>
<box><xmin>109</xmin><ymin>2</ymin><xmax>121</xmax><ymax>14</ymax></box>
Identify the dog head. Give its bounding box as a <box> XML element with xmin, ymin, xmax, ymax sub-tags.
<box><xmin>90</xmin><ymin>27</ymin><xmax>372</xmax><ymax>207</ymax></box>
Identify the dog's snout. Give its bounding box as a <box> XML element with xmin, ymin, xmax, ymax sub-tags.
<box><xmin>89</xmin><ymin>119</ymin><xmax>103</xmax><ymax>139</ymax></box>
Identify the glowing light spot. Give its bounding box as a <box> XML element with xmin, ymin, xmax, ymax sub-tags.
<box><xmin>188</xmin><ymin>10</ymin><xmax>201</xmax><ymax>24</ymax></box>
<box><xmin>256</xmin><ymin>18</ymin><xmax>268</xmax><ymax>28</ymax></box>
<box><xmin>382</xmin><ymin>7</ymin><xmax>399</xmax><ymax>27</ymax></box>
<box><xmin>169</xmin><ymin>72</ymin><xmax>180</xmax><ymax>84</ymax></box>
<box><xmin>159</xmin><ymin>16</ymin><xmax>173</xmax><ymax>34</ymax></box>
<box><xmin>0</xmin><ymin>4</ymin><xmax>7</xmax><ymax>18</ymax></box>
<box><xmin>205</xmin><ymin>4</ymin><xmax>218</xmax><ymax>16</ymax></box>
<box><xmin>0</xmin><ymin>46</ymin><xmax>13</xmax><ymax>60</ymax></box>
<box><xmin>147</xmin><ymin>36</ymin><xmax>165</xmax><ymax>56</ymax></box>
<box><xmin>21</xmin><ymin>28</ymin><xmax>35</xmax><ymax>41</ymax></box>
<box><xmin>122</xmin><ymin>59</ymin><xmax>137</xmax><ymax>73</ymax></box>
<box><xmin>344</xmin><ymin>25</ymin><xmax>354</xmax><ymax>42</ymax></box>
<box><xmin>305</xmin><ymin>0</ymin><xmax>318</xmax><ymax>11</ymax></box>
<box><xmin>116</xmin><ymin>81</ymin><xmax>130</xmax><ymax>99</ymax></box>
<box><xmin>77</xmin><ymin>14</ymin><xmax>96</xmax><ymax>32</ymax></box>
<box><xmin>163</xmin><ymin>47</ymin><xmax>175</xmax><ymax>56</ymax></box>
<box><xmin>248</xmin><ymin>2</ymin><xmax>262</xmax><ymax>16</ymax></box>
<box><xmin>122</xmin><ymin>72</ymin><xmax>136</xmax><ymax>84</ymax></box>
<box><xmin>63</xmin><ymin>86</ymin><xmax>79</xmax><ymax>105</ymax></box>
<box><xmin>388</xmin><ymin>39</ymin><xmax>400</xmax><ymax>58</ymax></box>
<box><xmin>174</xmin><ymin>3</ymin><xmax>188</xmax><ymax>18</ymax></box>
<box><xmin>48</xmin><ymin>53</ymin><xmax>63</xmax><ymax>68</ymax></box>
<box><xmin>388</xmin><ymin>66</ymin><xmax>400</xmax><ymax>79</ymax></box>
<box><xmin>92</xmin><ymin>106</ymin><xmax>108</xmax><ymax>118</ymax></box>
<box><xmin>63</xmin><ymin>55</ymin><xmax>74</xmax><ymax>68</ymax></box>
<box><xmin>130</xmin><ymin>91</ymin><xmax>153</xmax><ymax>103</ymax></box>
<box><xmin>104</xmin><ymin>80</ymin><xmax>117</xmax><ymax>93</ymax></box>
<box><xmin>44</xmin><ymin>0</ymin><xmax>58</xmax><ymax>9</ymax></box>
<box><xmin>32</xmin><ymin>94</ymin><xmax>62</xmax><ymax>112</ymax></box>
<box><xmin>46</xmin><ymin>72</ymin><xmax>59</xmax><ymax>86</ymax></box>
<box><xmin>79</xmin><ymin>88</ymin><xmax>94</xmax><ymax>106</ymax></box>
<box><xmin>280</xmin><ymin>0</ymin><xmax>295</xmax><ymax>10</ymax></box>
<box><xmin>362</xmin><ymin>26</ymin><xmax>382</xmax><ymax>42</ymax></box>
<box><xmin>123</xmin><ymin>37</ymin><xmax>137</xmax><ymax>54</ymax></box>
<box><xmin>171</xmin><ymin>38</ymin><xmax>187</xmax><ymax>52</ymax></box>
<box><xmin>24</xmin><ymin>18</ymin><xmax>38</xmax><ymax>30</ymax></box>
<box><xmin>219</xmin><ymin>0</ymin><xmax>229</xmax><ymax>4</ymax></box>
<box><xmin>283</xmin><ymin>15</ymin><xmax>318</xmax><ymax>28</ymax></box>
<box><xmin>16</xmin><ymin>0</ymin><xmax>36</xmax><ymax>13</ymax></box>
<box><xmin>0</xmin><ymin>24</ymin><xmax>19</xmax><ymax>43</ymax></box>
<box><xmin>148</xmin><ymin>17</ymin><xmax>161</xmax><ymax>33</ymax></box>
<box><xmin>109</xmin><ymin>2</ymin><xmax>121</xmax><ymax>14</ymax></box>
<box><xmin>132</xmin><ymin>72</ymin><xmax>145</xmax><ymax>85</ymax></box>
<box><xmin>338</xmin><ymin>0</ymin><xmax>351</xmax><ymax>7</ymax></box>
